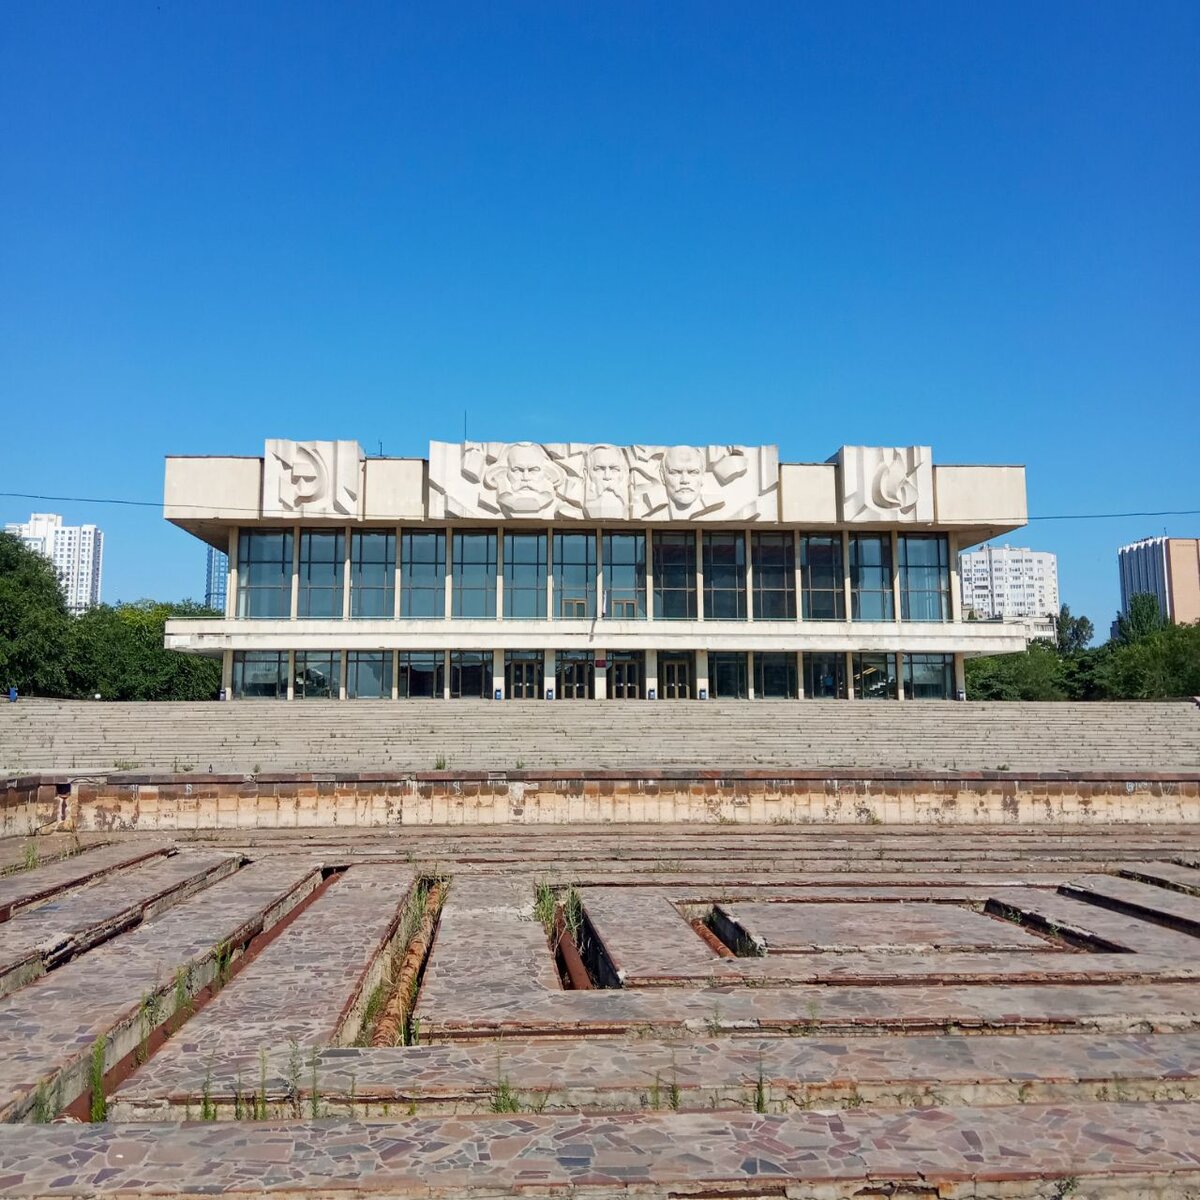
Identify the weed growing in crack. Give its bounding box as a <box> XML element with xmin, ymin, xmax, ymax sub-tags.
<box><xmin>233</xmin><ymin>1072</ymin><xmax>245</xmax><ymax>1120</ymax></box>
<box><xmin>213</xmin><ymin>940</ymin><xmax>234</xmax><ymax>989</ymax></box>
<box><xmin>89</xmin><ymin>1038</ymin><xmax>107</xmax><ymax>1122</ymax></box>
<box><xmin>22</xmin><ymin>842</ymin><xmax>38</xmax><ymax>872</ymax></box>
<box><xmin>200</xmin><ymin>1058</ymin><xmax>216</xmax><ymax>1121</ymax></box>
<box><xmin>490</xmin><ymin>1077</ymin><xmax>521</xmax><ymax>1113</ymax></box>
<box><xmin>285</xmin><ymin>1039</ymin><xmax>302</xmax><ymax>1113</ymax></box>
<box><xmin>648</xmin><ymin>1074</ymin><xmax>662</xmax><ymax>1110</ymax></box>
<box><xmin>136</xmin><ymin>991</ymin><xmax>163</xmax><ymax>1064</ymax></box>
<box><xmin>754</xmin><ymin>1056</ymin><xmax>767</xmax><ymax>1114</ymax></box>
<box><xmin>172</xmin><ymin>967</ymin><xmax>193</xmax><ymax>1032</ymax></box>
<box><xmin>254</xmin><ymin>1048</ymin><xmax>269</xmax><ymax>1120</ymax></box>
<box><xmin>562</xmin><ymin>887</ymin><xmax>584</xmax><ymax>944</ymax></box>
<box><xmin>31</xmin><ymin>1082</ymin><xmax>56</xmax><ymax>1124</ymax></box>
<box><xmin>308</xmin><ymin>1049</ymin><xmax>322</xmax><ymax>1119</ymax></box>
<box><xmin>533</xmin><ymin>882</ymin><xmax>556</xmax><ymax>932</ymax></box>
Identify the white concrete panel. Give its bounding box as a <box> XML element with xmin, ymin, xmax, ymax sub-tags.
<box><xmin>164</xmin><ymin>458</ymin><xmax>262</xmax><ymax>522</ymax></box>
<box><xmin>934</xmin><ymin>466</ymin><xmax>1027</xmax><ymax>526</ymax></box>
<box><xmin>778</xmin><ymin>464</ymin><xmax>839</xmax><ymax>524</ymax></box>
<box><xmin>363</xmin><ymin>458</ymin><xmax>425</xmax><ymax>521</ymax></box>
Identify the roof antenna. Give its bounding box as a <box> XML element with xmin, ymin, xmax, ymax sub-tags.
<box><xmin>463</xmin><ymin>410</ymin><xmax>468</xmax><ymax>442</ymax></box>
<box><xmin>377</xmin><ymin>440</ymin><xmax>383</xmax><ymax>457</ymax></box>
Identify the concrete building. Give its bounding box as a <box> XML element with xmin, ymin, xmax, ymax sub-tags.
<box><xmin>162</xmin><ymin>438</ymin><xmax>1030</xmax><ymax>701</ymax></box>
<box><xmin>959</xmin><ymin>544</ymin><xmax>1059</xmax><ymax>621</ymax></box>
<box><xmin>204</xmin><ymin>547</ymin><xmax>228</xmax><ymax>612</ymax></box>
<box><xmin>5</xmin><ymin>512</ymin><xmax>103</xmax><ymax>614</ymax></box>
<box><xmin>1118</xmin><ymin>537</ymin><xmax>1200</xmax><ymax>624</ymax></box>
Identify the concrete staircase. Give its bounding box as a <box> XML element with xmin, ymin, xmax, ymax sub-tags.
<box><xmin>1</xmin><ymin>698</ymin><xmax>1197</xmax><ymax>774</ymax></box>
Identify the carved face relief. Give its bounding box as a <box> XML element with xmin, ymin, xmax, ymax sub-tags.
<box><xmin>584</xmin><ymin>445</ymin><xmax>629</xmax><ymax>519</ymax></box>
<box><xmin>280</xmin><ymin>444</ymin><xmax>329</xmax><ymax>509</ymax></box>
<box><xmin>263</xmin><ymin>439</ymin><xmax>362</xmax><ymax>518</ymax></box>
<box><xmin>660</xmin><ymin>445</ymin><xmax>705</xmax><ymax>513</ymax></box>
<box><xmin>486</xmin><ymin>443</ymin><xmax>563</xmax><ymax>516</ymax></box>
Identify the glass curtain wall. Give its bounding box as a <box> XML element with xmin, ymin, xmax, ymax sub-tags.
<box><xmin>350</xmin><ymin>532</ymin><xmax>395</xmax><ymax>618</ymax></box>
<box><xmin>653</xmin><ymin>533</ymin><xmax>697</xmax><ymax>619</ymax></box>
<box><xmin>232</xmin><ymin>650</ymin><xmax>289</xmax><ymax>698</ymax></box>
<box><xmin>554</xmin><ymin>532</ymin><xmax>597</xmax><ymax>619</ymax></box>
<box><xmin>236</xmin><ymin>530</ymin><xmax>293</xmax><ymax>618</ymax></box>
<box><xmin>297</xmin><ymin>532</ymin><xmax>344</xmax><ymax>619</ymax></box>
<box><xmin>452</xmin><ymin>531</ymin><xmax>497</xmax><ymax>618</ymax></box>
<box><xmin>904</xmin><ymin>653</ymin><xmax>954</xmax><ymax>699</ymax></box>
<box><xmin>347</xmin><ymin>651</ymin><xmax>393</xmax><ymax>698</ymax></box>
<box><xmin>294</xmin><ymin>651</ymin><xmax>340</xmax><ymax>698</ymax></box>
<box><xmin>799</xmin><ymin>536</ymin><xmax>844</xmax><ymax>620</ymax></box>
<box><xmin>899</xmin><ymin>535</ymin><xmax>951</xmax><ymax>621</ymax></box>
<box><xmin>803</xmin><ymin>652</ymin><xmax>846</xmax><ymax>698</ymax></box>
<box><xmin>504</xmin><ymin>532</ymin><xmax>547</xmax><ymax>619</ymax></box>
<box><xmin>603</xmin><ymin>532</ymin><xmax>645</xmax><ymax>618</ymax></box>
<box><xmin>752</xmin><ymin>533</ymin><xmax>796</xmax><ymax>620</ymax></box>
<box><xmin>703</xmin><ymin>534</ymin><xmax>746</xmax><ymax>620</ymax></box>
<box><xmin>708</xmin><ymin>652</ymin><xmax>749</xmax><ymax>698</ymax></box>
<box><xmin>853</xmin><ymin>652</ymin><xmax>898</xmax><ymax>699</ymax></box>
<box><xmin>401</xmin><ymin>531</ymin><xmax>446</xmax><ymax>618</ymax></box>
<box><xmin>398</xmin><ymin>652</ymin><xmax>444</xmax><ymax>698</ymax></box>
<box><xmin>754</xmin><ymin>652</ymin><xmax>798</xmax><ymax>698</ymax></box>
<box><xmin>850</xmin><ymin>535</ymin><xmax>894</xmax><ymax>621</ymax></box>
<box><xmin>450</xmin><ymin>650</ymin><xmax>492</xmax><ymax>697</ymax></box>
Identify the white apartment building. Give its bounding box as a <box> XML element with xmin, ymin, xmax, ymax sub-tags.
<box><xmin>5</xmin><ymin>512</ymin><xmax>104</xmax><ymax>614</ymax></box>
<box><xmin>959</xmin><ymin>544</ymin><xmax>1059</xmax><ymax>621</ymax></box>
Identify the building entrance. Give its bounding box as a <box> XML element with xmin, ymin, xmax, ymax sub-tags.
<box><xmin>555</xmin><ymin>651</ymin><xmax>594</xmax><ymax>699</ymax></box>
<box><xmin>608</xmin><ymin>652</ymin><xmax>643</xmax><ymax>699</ymax></box>
<box><xmin>659</xmin><ymin>653</ymin><xmax>693</xmax><ymax>699</ymax></box>
<box><xmin>505</xmin><ymin>652</ymin><xmax>544</xmax><ymax>699</ymax></box>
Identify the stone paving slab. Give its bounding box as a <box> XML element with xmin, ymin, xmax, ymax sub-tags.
<box><xmin>0</xmin><ymin>850</ymin><xmax>239</xmax><ymax>997</ymax></box>
<box><xmin>0</xmin><ymin>835</ymin><xmax>110</xmax><ymax>874</ymax></box>
<box><xmin>0</xmin><ymin>857</ymin><xmax>323</xmax><ymax>1120</ymax></box>
<box><xmin>2</xmin><ymin>1103</ymin><xmax>1200</xmax><ymax>1196</ymax></box>
<box><xmin>113</xmin><ymin>865</ymin><xmax>417</xmax><ymax>1103</ymax></box>
<box><xmin>1062</xmin><ymin>872</ymin><xmax>1200</xmax><ymax>935</ymax></box>
<box><xmin>109</xmin><ymin>1031</ymin><xmax>1200</xmax><ymax>1119</ymax></box>
<box><xmin>718</xmin><ymin>900</ymin><xmax>1053</xmax><ymax>953</ymax></box>
<box><xmin>0</xmin><ymin>842</ymin><xmax>170</xmax><ymax>921</ymax></box>
<box><xmin>1118</xmin><ymin>860</ymin><xmax>1200</xmax><ymax>895</ymax></box>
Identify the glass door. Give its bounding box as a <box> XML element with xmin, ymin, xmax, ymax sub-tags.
<box><xmin>659</xmin><ymin>653</ymin><xmax>692</xmax><ymax>699</ymax></box>
<box><xmin>609</xmin><ymin>653</ymin><xmax>643</xmax><ymax>699</ymax></box>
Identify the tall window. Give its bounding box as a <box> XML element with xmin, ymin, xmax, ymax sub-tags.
<box><xmin>803</xmin><ymin>652</ymin><xmax>846</xmax><ymax>699</ymax></box>
<box><xmin>398</xmin><ymin>652</ymin><xmax>444</xmax><ymax>698</ymax></box>
<box><xmin>450</xmin><ymin>650</ymin><xmax>491</xmax><ymax>697</ymax></box>
<box><xmin>231</xmin><ymin>650</ymin><xmax>288</xmax><ymax>698</ymax></box>
<box><xmin>703</xmin><ymin>533</ymin><xmax>746</xmax><ymax>620</ymax></box>
<box><xmin>905</xmin><ymin>653</ymin><xmax>954</xmax><ymax>699</ymax></box>
<box><xmin>899</xmin><ymin>535</ymin><xmax>950</xmax><ymax>622</ymax></box>
<box><xmin>350</xmin><ymin>532</ymin><xmax>395</xmax><ymax>618</ymax></box>
<box><xmin>236</xmin><ymin>530</ymin><xmax>293</xmax><ymax>618</ymax></box>
<box><xmin>752</xmin><ymin>533</ymin><xmax>795</xmax><ymax>620</ymax></box>
<box><xmin>347</xmin><ymin>651</ymin><xmax>393</xmax><ymax>699</ymax></box>
<box><xmin>504</xmin><ymin>532</ymin><xmax>547</xmax><ymax>619</ymax></box>
<box><xmin>709</xmin><ymin>652</ymin><xmax>749</xmax><ymax>698</ymax></box>
<box><xmin>799</xmin><ymin>535</ymin><xmax>844</xmax><ymax>620</ymax></box>
<box><xmin>297</xmin><ymin>531</ymin><xmax>344</xmax><ymax>619</ymax></box>
<box><xmin>850</xmin><ymin>534</ymin><xmax>894</xmax><ymax>621</ymax></box>
<box><xmin>603</xmin><ymin>532</ymin><xmax>645</xmax><ymax>619</ymax></box>
<box><xmin>653</xmin><ymin>533</ymin><xmax>697</xmax><ymax>620</ymax></box>
<box><xmin>452</xmin><ymin>531</ymin><xmax>497</xmax><ymax>618</ymax></box>
<box><xmin>401</xmin><ymin>531</ymin><xmax>446</xmax><ymax>618</ymax></box>
<box><xmin>754</xmin><ymin>652</ymin><xmax>798</xmax><ymax>698</ymax></box>
<box><xmin>554</xmin><ymin>532</ymin><xmax>597</xmax><ymax>619</ymax></box>
<box><xmin>853</xmin><ymin>652</ymin><xmax>898</xmax><ymax>699</ymax></box>
<box><xmin>294</xmin><ymin>650</ymin><xmax>340</xmax><ymax>698</ymax></box>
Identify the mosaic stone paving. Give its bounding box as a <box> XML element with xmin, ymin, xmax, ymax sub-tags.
<box><xmin>0</xmin><ymin>824</ymin><xmax>1199</xmax><ymax>1197</ymax></box>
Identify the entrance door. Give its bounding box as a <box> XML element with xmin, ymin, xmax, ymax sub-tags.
<box><xmin>556</xmin><ymin>655</ymin><xmax>594</xmax><ymax>699</ymax></box>
<box><xmin>660</xmin><ymin>653</ymin><xmax>692</xmax><ymax>699</ymax></box>
<box><xmin>609</xmin><ymin>655</ymin><xmax>643</xmax><ymax>699</ymax></box>
<box><xmin>506</xmin><ymin>658</ymin><xmax>542</xmax><ymax>699</ymax></box>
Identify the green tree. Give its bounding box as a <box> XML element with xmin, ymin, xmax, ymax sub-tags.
<box><xmin>1096</xmin><ymin>622</ymin><xmax>1200</xmax><ymax>699</ymax></box>
<box><xmin>965</xmin><ymin>641</ymin><xmax>1069</xmax><ymax>700</ymax></box>
<box><xmin>1054</xmin><ymin>604</ymin><xmax>1094</xmax><ymax>654</ymax></box>
<box><xmin>0</xmin><ymin>532</ymin><xmax>71</xmax><ymax>695</ymax></box>
<box><xmin>65</xmin><ymin>601</ymin><xmax>221</xmax><ymax>701</ymax></box>
<box><xmin>1113</xmin><ymin>592</ymin><xmax>1166</xmax><ymax>646</ymax></box>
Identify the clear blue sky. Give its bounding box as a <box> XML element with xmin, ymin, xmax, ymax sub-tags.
<box><xmin>2</xmin><ymin>2</ymin><xmax>1196</xmax><ymax>631</ymax></box>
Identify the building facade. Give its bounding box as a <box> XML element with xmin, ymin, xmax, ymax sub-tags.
<box><xmin>163</xmin><ymin>439</ymin><xmax>1030</xmax><ymax>700</ymax></box>
<box><xmin>958</xmin><ymin>544</ymin><xmax>1059</xmax><ymax>621</ymax></box>
<box><xmin>204</xmin><ymin>546</ymin><xmax>229</xmax><ymax>612</ymax></box>
<box><xmin>5</xmin><ymin>512</ymin><xmax>103</xmax><ymax>614</ymax></box>
<box><xmin>1118</xmin><ymin>537</ymin><xmax>1200</xmax><ymax>624</ymax></box>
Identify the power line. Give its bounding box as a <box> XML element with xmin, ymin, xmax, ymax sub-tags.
<box><xmin>1</xmin><ymin>490</ymin><xmax>1197</xmax><ymax>524</ymax></box>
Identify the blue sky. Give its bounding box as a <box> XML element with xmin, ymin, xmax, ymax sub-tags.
<box><xmin>2</xmin><ymin>2</ymin><xmax>1196</xmax><ymax>630</ymax></box>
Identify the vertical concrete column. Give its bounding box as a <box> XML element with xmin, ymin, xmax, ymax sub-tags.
<box><xmin>645</xmin><ymin>648</ymin><xmax>658</xmax><ymax>698</ymax></box>
<box><xmin>896</xmin><ymin>651</ymin><xmax>905</xmax><ymax>701</ymax></box>
<box><xmin>747</xmin><ymin>649</ymin><xmax>755</xmax><ymax>699</ymax></box>
<box><xmin>443</xmin><ymin>528</ymin><xmax>454</xmax><ymax>620</ymax></box>
<box><xmin>226</xmin><ymin>528</ymin><xmax>239</xmax><ymax>618</ymax></box>
<box><xmin>495</xmin><ymin>531</ymin><xmax>505</xmax><ymax>621</ymax></box>
<box><xmin>546</xmin><ymin>531</ymin><xmax>555</xmax><ymax>620</ymax></box>
<box><xmin>695</xmin><ymin>649</ymin><xmax>709</xmax><ymax>699</ymax></box>
<box><xmin>891</xmin><ymin>530</ymin><xmax>902</xmax><ymax>622</ymax></box>
<box><xmin>795</xmin><ymin>650</ymin><xmax>805</xmax><ymax>698</ymax></box>
<box><xmin>286</xmin><ymin>650</ymin><xmax>296</xmax><ymax>701</ymax></box>
<box><xmin>954</xmin><ymin>652</ymin><xmax>967</xmax><ymax>700</ymax></box>
<box><xmin>594</xmin><ymin>653</ymin><xmax>608</xmax><ymax>700</ymax></box>
<box><xmin>947</xmin><ymin>531</ymin><xmax>962</xmax><ymax>621</ymax></box>
<box><xmin>645</xmin><ymin>529</ymin><xmax>655</xmax><ymax>621</ymax></box>
<box><xmin>544</xmin><ymin>649</ymin><xmax>556</xmax><ymax>700</ymax></box>
<box><xmin>594</xmin><ymin>530</ymin><xmax>604</xmax><ymax>620</ymax></box>
<box><xmin>793</xmin><ymin>530</ymin><xmax>803</xmax><ymax>624</ymax></box>
<box><xmin>744</xmin><ymin>529</ymin><xmax>754</xmax><ymax>624</ymax></box>
<box><xmin>339</xmin><ymin>649</ymin><xmax>348</xmax><ymax>700</ymax></box>
<box><xmin>221</xmin><ymin>650</ymin><xmax>234</xmax><ymax>697</ymax></box>
<box><xmin>845</xmin><ymin>650</ymin><xmax>855</xmax><ymax>699</ymax></box>
<box><xmin>391</xmin><ymin>650</ymin><xmax>399</xmax><ymax>700</ymax></box>
<box><xmin>695</xmin><ymin>529</ymin><xmax>705</xmax><ymax>622</ymax></box>
<box><xmin>290</xmin><ymin>525</ymin><xmax>301</xmax><ymax>620</ymax></box>
<box><xmin>442</xmin><ymin>649</ymin><xmax>451</xmax><ymax>700</ymax></box>
<box><xmin>842</xmin><ymin>530</ymin><xmax>852</xmax><ymax>622</ymax></box>
<box><xmin>393</xmin><ymin>525</ymin><xmax>403</xmax><ymax>619</ymax></box>
<box><xmin>342</xmin><ymin>525</ymin><xmax>352</xmax><ymax>620</ymax></box>
<box><xmin>492</xmin><ymin>649</ymin><xmax>505</xmax><ymax>699</ymax></box>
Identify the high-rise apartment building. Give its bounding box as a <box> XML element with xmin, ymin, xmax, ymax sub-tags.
<box><xmin>5</xmin><ymin>512</ymin><xmax>104</xmax><ymax>614</ymax></box>
<box><xmin>1118</xmin><ymin>537</ymin><xmax>1200</xmax><ymax>624</ymax></box>
<box><xmin>959</xmin><ymin>544</ymin><xmax>1059</xmax><ymax>620</ymax></box>
<box><xmin>205</xmin><ymin>546</ymin><xmax>229</xmax><ymax>612</ymax></box>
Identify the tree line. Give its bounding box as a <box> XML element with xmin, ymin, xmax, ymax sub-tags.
<box><xmin>0</xmin><ymin>531</ymin><xmax>221</xmax><ymax>700</ymax></box>
<box><xmin>966</xmin><ymin>595</ymin><xmax>1200</xmax><ymax>700</ymax></box>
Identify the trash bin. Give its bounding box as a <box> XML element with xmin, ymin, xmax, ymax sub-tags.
<box><xmin>218</xmin><ymin>688</ymin><xmax>227</xmax><ymax>702</ymax></box>
<box><xmin>494</xmin><ymin>688</ymin><xmax>503</xmax><ymax>701</ymax></box>
<box><xmin>956</xmin><ymin>689</ymin><xmax>967</xmax><ymax>702</ymax></box>
<box><xmin>6</xmin><ymin>687</ymin><xmax>16</xmax><ymax>703</ymax></box>
<box><xmin>647</xmin><ymin>688</ymin><xmax>656</xmax><ymax>700</ymax></box>
<box><xmin>545</xmin><ymin>688</ymin><xmax>554</xmax><ymax>701</ymax></box>
<box><xmin>698</xmin><ymin>688</ymin><xmax>708</xmax><ymax>700</ymax></box>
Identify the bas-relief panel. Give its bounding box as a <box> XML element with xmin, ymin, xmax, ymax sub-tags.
<box><xmin>262</xmin><ymin>440</ymin><xmax>363</xmax><ymax>519</ymax></box>
<box><xmin>838</xmin><ymin>445</ymin><xmax>934</xmax><ymax>524</ymax></box>
<box><xmin>428</xmin><ymin>442</ymin><xmax>780</xmax><ymax>522</ymax></box>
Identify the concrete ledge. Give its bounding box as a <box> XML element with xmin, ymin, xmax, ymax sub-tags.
<box><xmin>3</xmin><ymin>769</ymin><xmax>1197</xmax><ymax>831</ymax></box>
